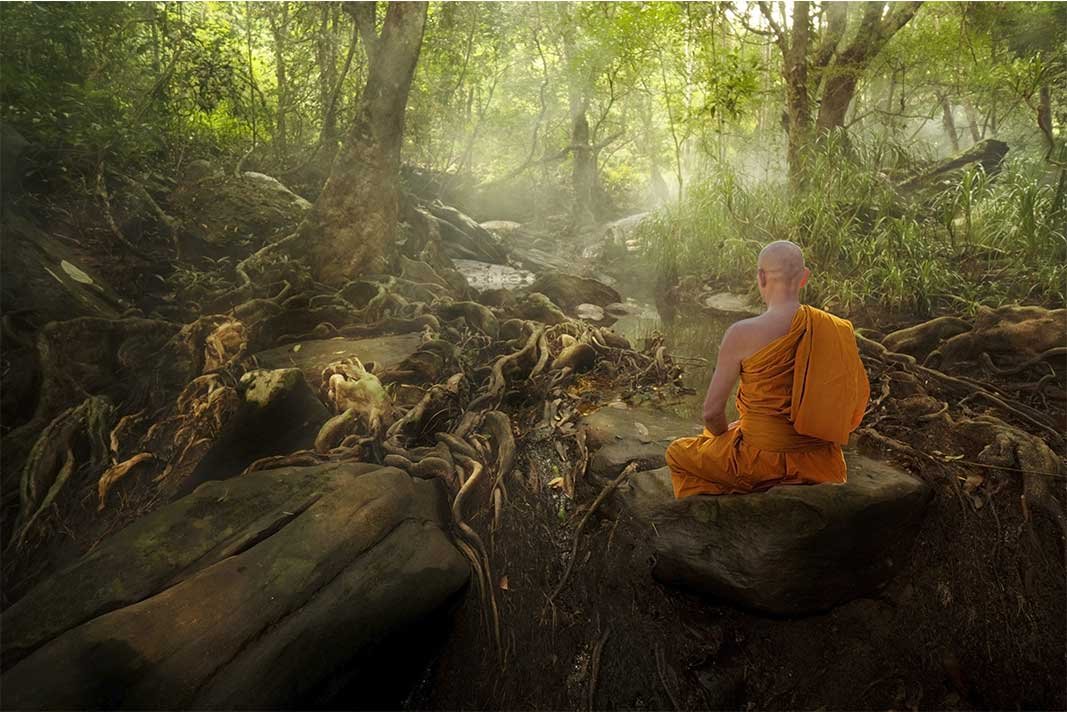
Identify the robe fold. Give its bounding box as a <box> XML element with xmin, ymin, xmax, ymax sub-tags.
<box><xmin>666</xmin><ymin>305</ymin><xmax>870</xmax><ymax>498</ymax></box>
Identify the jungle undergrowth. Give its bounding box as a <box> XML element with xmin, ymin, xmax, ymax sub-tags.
<box><xmin>639</xmin><ymin>139</ymin><xmax>1067</xmax><ymax>321</ymax></box>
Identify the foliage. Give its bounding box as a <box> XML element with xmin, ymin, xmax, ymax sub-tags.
<box><xmin>636</xmin><ymin>138</ymin><xmax>1066</xmax><ymax>318</ymax></box>
<box><xmin>0</xmin><ymin>2</ymin><xmax>364</xmax><ymax>181</ymax></box>
<box><xmin>1</xmin><ymin>1</ymin><xmax>1063</xmax><ymax>317</ymax></box>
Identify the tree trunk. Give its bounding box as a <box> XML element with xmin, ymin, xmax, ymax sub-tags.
<box><xmin>939</xmin><ymin>93</ymin><xmax>960</xmax><ymax>152</ymax></box>
<box><xmin>296</xmin><ymin>1</ymin><xmax>428</xmax><ymax>284</ymax></box>
<box><xmin>316</xmin><ymin>5</ymin><xmax>340</xmax><ymax>148</ymax></box>
<box><xmin>269</xmin><ymin>3</ymin><xmax>291</xmax><ymax>164</ymax></box>
<box><xmin>814</xmin><ymin>2</ymin><xmax>922</xmax><ymax>135</ymax></box>
<box><xmin>783</xmin><ymin>1</ymin><xmax>811</xmax><ymax>187</ymax></box>
<box><xmin>571</xmin><ymin>102</ymin><xmax>596</xmax><ymax>228</ymax></box>
<box><xmin>963</xmin><ymin>98</ymin><xmax>982</xmax><ymax>143</ymax></box>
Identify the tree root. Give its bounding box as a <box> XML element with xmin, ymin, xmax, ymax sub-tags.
<box><xmin>588</xmin><ymin>626</ymin><xmax>612</xmax><ymax>711</ymax></box>
<box><xmin>980</xmin><ymin>347</ymin><xmax>1066</xmax><ymax>376</ymax></box>
<box><xmin>97</xmin><ymin>453</ymin><xmax>155</xmax><ymax>511</ymax></box>
<box><xmin>11</xmin><ymin>396</ymin><xmax>115</xmax><ymax>550</ymax></box>
<box><xmin>453</xmin><ymin>454</ymin><xmax>503</xmax><ymax>658</ymax></box>
<box><xmin>859</xmin><ymin>335</ymin><xmax>1062</xmax><ymax>443</ymax></box>
<box><xmin>549</xmin><ymin>462</ymin><xmax>639</xmax><ymax>605</ymax></box>
<box><xmin>654</xmin><ymin>643</ymin><xmax>682</xmax><ymax>711</ymax></box>
<box><xmin>954</xmin><ymin>416</ymin><xmax>1067</xmax><ymax>542</ymax></box>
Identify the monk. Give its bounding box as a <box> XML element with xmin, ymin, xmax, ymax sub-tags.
<box><xmin>666</xmin><ymin>240</ymin><xmax>870</xmax><ymax>498</ymax></box>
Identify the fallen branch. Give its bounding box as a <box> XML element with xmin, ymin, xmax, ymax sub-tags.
<box><xmin>588</xmin><ymin>626</ymin><xmax>612</xmax><ymax>711</ymax></box>
<box><xmin>549</xmin><ymin>462</ymin><xmax>639</xmax><ymax>604</ymax></box>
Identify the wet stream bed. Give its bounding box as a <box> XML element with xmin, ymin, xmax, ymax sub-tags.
<box><xmin>453</xmin><ymin>254</ymin><xmax>744</xmax><ymax>423</ymax></box>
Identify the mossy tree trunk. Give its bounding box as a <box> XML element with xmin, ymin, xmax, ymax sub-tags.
<box><xmin>296</xmin><ymin>1</ymin><xmax>427</xmax><ymax>285</ymax></box>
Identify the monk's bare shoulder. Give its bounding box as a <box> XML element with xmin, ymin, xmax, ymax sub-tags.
<box><xmin>720</xmin><ymin>317</ymin><xmax>764</xmax><ymax>357</ymax></box>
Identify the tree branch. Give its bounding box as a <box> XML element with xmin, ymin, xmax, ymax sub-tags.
<box><xmin>343</xmin><ymin>1</ymin><xmax>379</xmax><ymax>64</ymax></box>
<box><xmin>756</xmin><ymin>1</ymin><xmax>787</xmax><ymax>52</ymax></box>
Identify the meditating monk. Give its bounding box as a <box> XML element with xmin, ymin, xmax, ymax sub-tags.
<box><xmin>666</xmin><ymin>240</ymin><xmax>870</xmax><ymax>498</ymax></box>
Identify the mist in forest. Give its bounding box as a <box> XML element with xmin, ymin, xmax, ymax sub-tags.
<box><xmin>0</xmin><ymin>2</ymin><xmax>1064</xmax><ymax>711</ymax></box>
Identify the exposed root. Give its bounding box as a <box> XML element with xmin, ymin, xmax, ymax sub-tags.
<box><xmin>980</xmin><ymin>347</ymin><xmax>1066</xmax><ymax>377</ymax></box>
<box><xmin>588</xmin><ymin>626</ymin><xmax>612</xmax><ymax>711</ymax></box>
<box><xmin>10</xmin><ymin>396</ymin><xmax>115</xmax><ymax>549</ymax></box>
<box><xmin>472</xmin><ymin>323</ymin><xmax>545</xmax><ymax>409</ymax></box>
<box><xmin>859</xmin><ymin>334</ymin><xmax>1063</xmax><ymax>443</ymax></box>
<box><xmin>97</xmin><ymin>453</ymin><xmax>155</xmax><ymax>510</ymax></box>
<box><xmin>242</xmin><ymin>448</ymin><xmax>328</xmax><ymax>476</ymax></box>
<box><xmin>654</xmin><ymin>643</ymin><xmax>682</xmax><ymax>711</ymax></box>
<box><xmin>453</xmin><ymin>455</ymin><xmax>503</xmax><ymax>658</ymax></box>
<box><xmin>549</xmin><ymin>462</ymin><xmax>639</xmax><ymax>605</ymax></box>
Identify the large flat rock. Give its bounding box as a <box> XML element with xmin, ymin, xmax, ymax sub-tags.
<box><xmin>616</xmin><ymin>454</ymin><xmax>930</xmax><ymax>615</ymax></box>
<box><xmin>1</xmin><ymin>462</ymin><xmax>469</xmax><ymax>709</ymax></box>
<box><xmin>701</xmin><ymin>291</ymin><xmax>760</xmax><ymax>316</ymax></box>
<box><xmin>254</xmin><ymin>333</ymin><xmax>423</xmax><ymax>389</ymax></box>
<box><xmin>580</xmin><ymin>404</ymin><xmax>701</xmax><ymax>477</ymax></box>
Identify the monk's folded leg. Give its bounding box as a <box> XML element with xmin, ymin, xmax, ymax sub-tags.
<box><xmin>665</xmin><ymin>432</ymin><xmax>747</xmax><ymax>498</ymax></box>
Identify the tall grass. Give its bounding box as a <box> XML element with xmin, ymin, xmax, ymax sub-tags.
<box><xmin>638</xmin><ymin>139</ymin><xmax>1067</xmax><ymax>319</ymax></box>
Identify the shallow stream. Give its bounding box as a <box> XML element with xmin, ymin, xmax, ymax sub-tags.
<box><xmin>612</xmin><ymin>301</ymin><xmax>740</xmax><ymax>422</ymax></box>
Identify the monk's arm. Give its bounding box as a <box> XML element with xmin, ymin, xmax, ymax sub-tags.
<box><xmin>702</xmin><ymin>327</ymin><xmax>743</xmax><ymax>435</ymax></box>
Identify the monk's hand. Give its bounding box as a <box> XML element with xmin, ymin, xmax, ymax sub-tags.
<box><xmin>703</xmin><ymin>412</ymin><xmax>729</xmax><ymax>436</ymax></box>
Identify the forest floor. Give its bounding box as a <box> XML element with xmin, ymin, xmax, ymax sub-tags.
<box><xmin>415</xmin><ymin>221</ymin><xmax>1067</xmax><ymax>711</ymax></box>
<box><xmin>1</xmin><ymin>167</ymin><xmax>1064</xmax><ymax>710</ymax></box>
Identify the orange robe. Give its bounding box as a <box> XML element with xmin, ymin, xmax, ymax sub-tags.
<box><xmin>666</xmin><ymin>305</ymin><xmax>870</xmax><ymax>498</ymax></box>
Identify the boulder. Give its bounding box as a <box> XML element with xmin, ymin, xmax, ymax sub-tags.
<box><xmin>580</xmin><ymin>405</ymin><xmax>701</xmax><ymax>479</ymax></box>
<box><xmin>453</xmin><ymin>258</ymin><xmax>535</xmax><ymax>292</ymax></box>
<box><xmin>615</xmin><ymin>455</ymin><xmax>931</xmax><ymax>615</ymax></box>
<box><xmin>575</xmin><ymin>303</ymin><xmax>607</xmax><ymax>322</ymax></box>
<box><xmin>526</xmin><ymin>272</ymin><xmax>622</xmax><ymax>312</ymax></box>
<box><xmin>514</xmin><ymin>292</ymin><xmax>568</xmax><ymax>325</ymax></box>
<box><xmin>167</xmin><ymin>171</ymin><xmax>310</xmax><ymax>255</ymax></box>
<box><xmin>242</xmin><ymin>171</ymin><xmax>313</xmax><ymax>211</ymax></box>
<box><xmin>581</xmin><ymin>404</ymin><xmax>701</xmax><ymax>450</ymax></box>
<box><xmin>415</xmin><ymin>208</ymin><xmax>506</xmax><ymax>264</ymax></box>
<box><xmin>253</xmin><ymin>334</ymin><xmax>424</xmax><ymax>390</ymax></box>
<box><xmin>1</xmin><ymin>462</ymin><xmax>469</xmax><ymax>708</ymax></box>
<box><xmin>700</xmin><ymin>292</ymin><xmax>760</xmax><ymax>317</ymax></box>
<box><xmin>427</xmin><ymin>203</ymin><xmax>509</xmax><ymax>264</ymax></box>
<box><xmin>174</xmin><ymin>368</ymin><xmax>330</xmax><ymax>495</ymax></box>
<box><xmin>0</xmin><ymin>212</ymin><xmax>130</xmax><ymax>323</ymax></box>
<box><xmin>480</xmin><ymin>220</ymin><xmax>523</xmax><ymax>234</ymax></box>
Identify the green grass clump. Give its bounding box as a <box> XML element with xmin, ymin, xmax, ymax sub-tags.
<box><xmin>637</xmin><ymin>140</ymin><xmax>1066</xmax><ymax>320</ymax></box>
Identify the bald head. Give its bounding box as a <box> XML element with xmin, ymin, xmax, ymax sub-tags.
<box><xmin>757</xmin><ymin>240</ymin><xmax>808</xmax><ymax>302</ymax></box>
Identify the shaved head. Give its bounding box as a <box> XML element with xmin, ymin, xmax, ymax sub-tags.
<box><xmin>756</xmin><ymin>240</ymin><xmax>808</xmax><ymax>303</ymax></box>
<box><xmin>758</xmin><ymin>240</ymin><xmax>806</xmax><ymax>279</ymax></box>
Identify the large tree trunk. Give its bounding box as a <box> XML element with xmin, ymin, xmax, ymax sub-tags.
<box><xmin>760</xmin><ymin>0</ymin><xmax>813</xmax><ymax>187</ymax></box>
<box><xmin>296</xmin><ymin>1</ymin><xmax>427</xmax><ymax>284</ymax></box>
<box><xmin>783</xmin><ymin>1</ymin><xmax>811</xmax><ymax>188</ymax></box>
<box><xmin>814</xmin><ymin>2</ymin><xmax>922</xmax><ymax>134</ymax></box>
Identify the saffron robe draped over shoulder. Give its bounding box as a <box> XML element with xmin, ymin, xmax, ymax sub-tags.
<box><xmin>666</xmin><ymin>305</ymin><xmax>870</xmax><ymax>498</ymax></box>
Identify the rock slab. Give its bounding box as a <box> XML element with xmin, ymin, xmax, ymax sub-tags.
<box><xmin>580</xmin><ymin>405</ymin><xmax>701</xmax><ymax>478</ymax></box>
<box><xmin>1</xmin><ymin>462</ymin><xmax>469</xmax><ymax>709</ymax></box>
<box><xmin>616</xmin><ymin>454</ymin><xmax>930</xmax><ymax>615</ymax></box>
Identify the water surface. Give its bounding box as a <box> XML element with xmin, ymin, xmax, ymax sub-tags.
<box><xmin>613</xmin><ymin>303</ymin><xmax>741</xmax><ymax>423</ymax></box>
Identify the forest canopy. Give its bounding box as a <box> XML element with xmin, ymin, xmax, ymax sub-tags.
<box><xmin>1</xmin><ymin>0</ymin><xmax>1064</xmax><ymax>312</ymax></box>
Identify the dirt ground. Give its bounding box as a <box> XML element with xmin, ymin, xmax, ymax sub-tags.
<box><xmin>419</xmin><ymin>421</ymin><xmax>1065</xmax><ymax>711</ymax></box>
